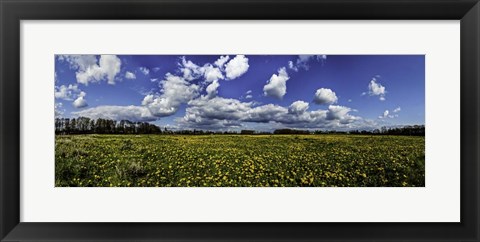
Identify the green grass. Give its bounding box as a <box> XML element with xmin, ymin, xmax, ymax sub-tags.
<box><xmin>55</xmin><ymin>134</ymin><xmax>425</xmax><ymax>187</ymax></box>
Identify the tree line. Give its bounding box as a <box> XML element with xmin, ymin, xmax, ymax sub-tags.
<box><xmin>55</xmin><ymin>117</ymin><xmax>162</xmax><ymax>134</ymax></box>
<box><xmin>55</xmin><ymin>117</ymin><xmax>425</xmax><ymax>136</ymax></box>
<box><xmin>346</xmin><ymin>125</ymin><xmax>425</xmax><ymax>136</ymax></box>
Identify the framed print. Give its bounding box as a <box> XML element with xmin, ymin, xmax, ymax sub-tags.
<box><xmin>0</xmin><ymin>0</ymin><xmax>479</xmax><ymax>241</ymax></box>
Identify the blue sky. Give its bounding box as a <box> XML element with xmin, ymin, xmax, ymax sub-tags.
<box><xmin>55</xmin><ymin>55</ymin><xmax>424</xmax><ymax>131</ymax></box>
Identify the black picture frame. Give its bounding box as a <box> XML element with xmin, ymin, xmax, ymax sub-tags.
<box><xmin>1</xmin><ymin>0</ymin><xmax>479</xmax><ymax>241</ymax></box>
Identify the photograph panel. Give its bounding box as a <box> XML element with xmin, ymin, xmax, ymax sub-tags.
<box><xmin>54</xmin><ymin>55</ymin><xmax>425</xmax><ymax>187</ymax></box>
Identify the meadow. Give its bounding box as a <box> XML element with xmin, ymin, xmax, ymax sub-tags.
<box><xmin>55</xmin><ymin>134</ymin><xmax>425</xmax><ymax>187</ymax></box>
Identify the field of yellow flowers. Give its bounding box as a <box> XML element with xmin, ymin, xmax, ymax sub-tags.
<box><xmin>55</xmin><ymin>134</ymin><xmax>425</xmax><ymax>187</ymax></box>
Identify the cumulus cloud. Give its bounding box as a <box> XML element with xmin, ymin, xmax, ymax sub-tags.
<box><xmin>314</xmin><ymin>88</ymin><xmax>338</xmax><ymax>105</ymax></box>
<box><xmin>203</xmin><ymin>64</ymin><xmax>224</xmax><ymax>83</ymax></box>
<box><xmin>379</xmin><ymin>110</ymin><xmax>389</xmax><ymax>119</ymax></box>
<box><xmin>206</xmin><ymin>80</ymin><xmax>220</xmax><ymax>98</ymax></box>
<box><xmin>142</xmin><ymin>73</ymin><xmax>200</xmax><ymax>117</ymax></box>
<box><xmin>57</xmin><ymin>55</ymin><xmax>97</xmax><ymax>71</ymax></box>
<box><xmin>72</xmin><ymin>91</ymin><xmax>88</xmax><ymax>108</ymax></box>
<box><xmin>288</xmin><ymin>100</ymin><xmax>309</xmax><ymax>114</ymax></box>
<box><xmin>139</xmin><ymin>67</ymin><xmax>150</xmax><ymax>75</ymax></box>
<box><xmin>177</xmin><ymin>96</ymin><xmax>251</xmax><ymax>129</ymax></box>
<box><xmin>378</xmin><ymin>109</ymin><xmax>397</xmax><ymax>119</ymax></box>
<box><xmin>224</xmin><ymin>55</ymin><xmax>249</xmax><ymax>80</ymax></box>
<box><xmin>176</xmin><ymin>55</ymin><xmax>249</xmax><ymax>105</ymax></box>
<box><xmin>54</xmin><ymin>84</ymin><xmax>79</xmax><ymax>100</ymax></box>
<box><xmin>288</xmin><ymin>61</ymin><xmax>296</xmax><ymax>71</ymax></box>
<box><xmin>246</xmin><ymin>104</ymin><xmax>289</xmax><ymax>123</ymax></box>
<box><xmin>326</xmin><ymin>105</ymin><xmax>355</xmax><ymax>122</ymax></box>
<box><xmin>288</xmin><ymin>55</ymin><xmax>327</xmax><ymax>72</ymax></box>
<box><xmin>59</xmin><ymin>55</ymin><xmax>122</xmax><ymax>85</ymax></box>
<box><xmin>367</xmin><ymin>77</ymin><xmax>386</xmax><ymax>101</ymax></box>
<box><xmin>125</xmin><ymin>71</ymin><xmax>136</xmax><ymax>79</ymax></box>
<box><xmin>54</xmin><ymin>84</ymin><xmax>89</xmax><ymax>108</ymax></box>
<box><xmin>141</xmin><ymin>94</ymin><xmax>155</xmax><ymax>106</ymax></box>
<box><xmin>55</xmin><ymin>102</ymin><xmax>64</xmax><ymax>118</ymax></box>
<box><xmin>79</xmin><ymin>55</ymin><xmax>121</xmax><ymax>85</ymax></box>
<box><xmin>177</xmin><ymin>96</ymin><xmax>362</xmax><ymax>130</ymax></box>
<box><xmin>179</xmin><ymin>57</ymin><xmax>203</xmax><ymax>81</ymax></box>
<box><xmin>94</xmin><ymin>60</ymin><xmax>214</xmax><ymax>122</ymax></box>
<box><xmin>245</xmin><ymin>94</ymin><xmax>253</xmax><ymax>99</ymax></box>
<box><xmin>72</xmin><ymin>105</ymin><xmax>156</xmax><ymax>122</ymax></box>
<box><xmin>214</xmin><ymin>55</ymin><xmax>230</xmax><ymax>70</ymax></box>
<box><xmin>179</xmin><ymin>56</ymin><xmax>235</xmax><ymax>83</ymax></box>
<box><xmin>393</xmin><ymin>107</ymin><xmax>401</xmax><ymax>113</ymax></box>
<box><xmin>263</xmin><ymin>67</ymin><xmax>290</xmax><ymax>99</ymax></box>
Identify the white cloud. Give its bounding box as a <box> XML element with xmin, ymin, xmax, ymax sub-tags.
<box><xmin>141</xmin><ymin>94</ymin><xmax>155</xmax><ymax>106</ymax></box>
<box><xmin>314</xmin><ymin>88</ymin><xmax>338</xmax><ymax>105</ymax></box>
<box><xmin>54</xmin><ymin>84</ymin><xmax>79</xmax><ymax>100</ymax></box>
<box><xmin>55</xmin><ymin>102</ymin><xmax>64</xmax><ymax>118</ymax></box>
<box><xmin>101</xmin><ymin>55</ymin><xmax>122</xmax><ymax>84</ymax></box>
<box><xmin>326</xmin><ymin>105</ymin><xmax>355</xmax><ymax>121</ymax></box>
<box><xmin>288</xmin><ymin>101</ymin><xmax>309</xmax><ymax>114</ymax></box>
<box><xmin>177</xmin><ymin>96</ymin><xmax>363</xmax><ymax>130</ymax></box>
<box><xmin>246</xmin><ymin>104</ymin><xmax>288</xmax><ymax>123</ymax></box>
<box><xmin>143</xmin><ymin>73</ymin><xmax>200</xmax><ymax>117</ymax></box>
<box><xmin>214</xmin><ymin>55</ymin><xmax>230</xmax><ymax>70</ymax></box>
<box><xmin>72</xmin><ymin>71</ymin><xmax>201</xmax><ymax>120</ymax></box>
<box><xmin>246</xmin><ymin>90</ymin><xmax>252</xmax><ymax>94</ymax></box>
<box><xmin>224</xmin><ymin>55</ymin><xmax>249</xmax><ymax>80</ymax></box>
<box><xmin>288</xmin><ymin>61</ymin><xmax>297</xmax><ymax>71</ymax></box>
<box><xmin>60</xmin><ymin>55</ymin><xmax>122</xmax><ymax>85</ymax></box>
<box><xmin>72</xmin><ymin>105</ymin><xmax>156</xmax><ymax>122</ymax></box>
<box><xmin>55</xmin><ymin>84</ymin><xmax>90</xmax><ymax>108</ymax></box>
<box><xmin>177</xmin><ymin>96</ymin><xmax>252</xmax><ymax>129</ymax></box>
<box><xmin>178</xmin><ymin>55</ymin><xmax>247</xmax><ymax>84</ymax></box>
<box><xmin>380</xmin><ymin>110</ymin><xmax>389</xmax><ymax>119</ymax></box>
<box><xmin>75</xmin><ymin>67</ymin><xmax>105</xmax><ymax>85</ymax></box>
<box><xmin>298</xmin><ymin>55</ymin><xmax>315</xmax><ymax>62</ymax></box>
<box><xmin>367</xmin><ymin>77</ymin><xmax>386</xmax><ymax>101</ymax></box>
<box><xmin>57</xmin><ymin>55</ymin><xmax>97</xmax><ymax>71</ymax></box>
<box><xmin>288</xmin><ymin>55</ymin><xmax>327</xmax><ymax>72</ymax></box>
<box><xmin>125</xmin><ymin>71</ymin><xmax>136</xmax><ymax>79</ymax></box>
<box><xmin>72</xmin><ymin>91</ymin><xmax>88</xmax><ymax>108</ymax></box>
<box><xmin>378</xmin><ymin>109</ymin><xmax>397</xmax><ymax>119</ymax></box>
<box><xmin>203</xmin><ymin>64</ymin><xmax>224</xmax><ymax>83</ymax></box>
<box><xmin>179</xmin><ymin>57</ymin><xmax>203</xmax><ymax>81</ymax></box>
<box><xmin>102</xmin><ymin>66</ymin><xmax>204</xmax><ymax>122</ymax></box>
<box><xmin>139</xmin><ymin>67</ymin><xmax>150</xmax><ymax>75</ymax></box>
<box><xmin>263</xmin><ymin>67</ymin><xmax>290</xmax><ymax>99</ymax></box>
<box><xmin>393</xmin><ymin>107</ymin><xmax>401</xmax><ymax>113</ymax></box>
<box><xmin>245</xmin><ymin>94</ymin><xmax>253</xmax><ymax>99</ymax></box>
<box><xmin>206</xmin><ymin>80</ymin><xmax>220</xmax><ymax>98</ymax></box>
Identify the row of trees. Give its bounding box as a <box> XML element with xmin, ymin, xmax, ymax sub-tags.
<box><xmin>55</xmin><ymin>117</ymin><xmax>425</xmax><ymax>136</ymax></box>
<box><xmin>273</xmin><ymin>126</ymin><xmax>425</xmax><ymax>136</ymax></box>
<box><xmin>55</xmin><ymin>117</ymin><xmax>162</xmax><ymax>134</ymax></box>
<box><xmin>347</xmin><ymin>125</ymin><xmax>425</xmax><ymax>136</ymax></box>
